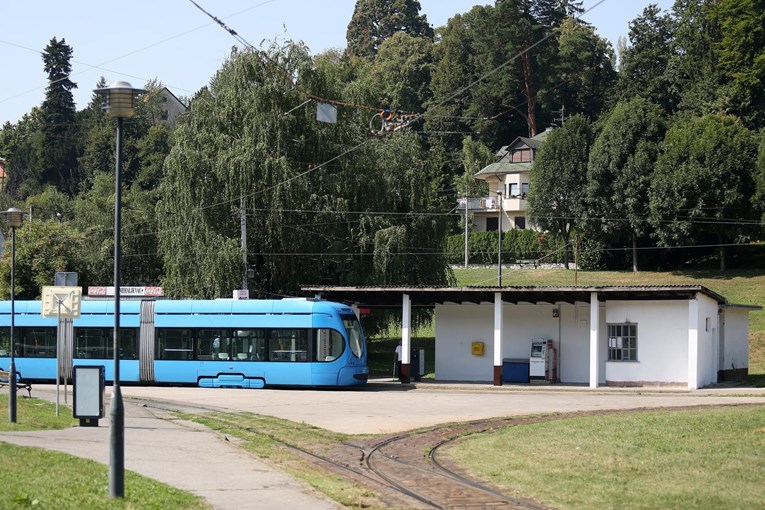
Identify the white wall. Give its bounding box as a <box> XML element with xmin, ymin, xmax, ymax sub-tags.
<box><xmin>695</xmin><ymin>294</ymin><xmax>720</xmax><ymax>388</ymax></box>
<box><xmin>721</xmin><ymin>307</ymin><xmax>751</xmax><ymax>371</ymax></box>
<box><xmin>435</xmin><ymin>303</ymin><xmax>495</xmax><ymax>381</ymax></box>
<box><xmin>435</xmin><ymin>302</ymin><xmax>592</xmax><ymax>383</ymax></box>
<box><xmin>604</xmin><ymin>300</ymin><xmax>689</xmax><ymax>385</ymax></box>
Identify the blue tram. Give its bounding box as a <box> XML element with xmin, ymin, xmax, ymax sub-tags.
<box><xmin>0</xmin><ymin>299</ymin><xmax>368</xmax><ymax>388</ymax></box>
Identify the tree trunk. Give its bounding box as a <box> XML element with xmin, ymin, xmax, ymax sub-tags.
<box><xmin>718</xmin><ymin>234</ymin><xmax>727</xmax><ymax>271</ymax></box>
<box><xmin>632</xmin><ymin>235</ymin><xmax>639</xmax><ymax>272</ymax></box>
<box><xmin>521</xmin><ymin>49</ymin><xmax>537</xmax><ymax>137</ymax></box>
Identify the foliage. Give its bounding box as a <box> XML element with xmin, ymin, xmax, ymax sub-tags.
<box><xmin>40</xmin><ymin>38</ymin><xmax>79</xmax><ymax>194</ymax></box>
<box><xmin>586</xmin><ymin>97</ymin><xmax>666</xmax><ymax>271</ymax></box>
<box><xmin>711</xmin><ymin>0</ymin><xmax>765</xmax><ymax>129</ymax></box>
<box><xmin>0</xmin><ymin>219</ymin><xmax>90</xmax><ymax>299</ymax></box>
<box><xmin>345</xmin><ymin>0</ymin><xmax>434</xmax><ymax>61</ymax></box>
<box><xmin>649</xmin><ymin>114</ymin><xmax>759</xmax><ymax>270</ymax></box>
<box><xmin>445</xmin><ymin>230</ymin><xmax>563</xmax><ymax>265</ymax></box>
<box><xmin>527</xmin><ymin>114</ymin><xmax>593</xmax><ymax>267</ymax></box>
<box><xmin>158</xmin><ymin>42</ymin><xmax>451</xmax><ymax>298</ymax></box>
<box><xmin>616</xmin><ymin>5</ymin><xmax>676</xmax><ymax>112</ymax></box>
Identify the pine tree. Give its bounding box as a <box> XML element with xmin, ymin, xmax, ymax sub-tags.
<box><xmin>40</xmin><ymin>37</ymin><xmax>79</xmax><ymax>193</ymax></box>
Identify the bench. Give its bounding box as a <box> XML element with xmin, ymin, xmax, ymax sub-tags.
<box><xmin>0</xmin><ymin>370</ymin><xmax>32</xmax><ymax>398</ymax></box>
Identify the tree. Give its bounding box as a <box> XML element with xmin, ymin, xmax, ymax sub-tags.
<box><xmin>157</xmin><ymin>42</ymin><xmax>452</xmax><ymax>298</ymax></box>
<box><xmin>711</xmin><ymin>0</ymin><xmax>765</xmax><ymax>129</ymax></box>
<box><xmin>358</xmin><ymin>31</ymin><xmax>433</xmax><ymax>113</ymax></box>
<box><xmin>616</xmin><ymin>5</ymin><xmax>676</xmax><ymax>112</ymax></box>
<box><xmin>649</xmin><ymin>114</ymin><xmax>759</xmax><ymax>271</ymax></box>
<box><xmin>345</xmin><ymin>0</ymin><xmax>434</xmax><ymax>61</ymax></box>
<box><xmin>586</xmin><ymin>98</ymin><xmax>665</xmax><ymax>271</ymax></box>
<box><xmin>752</xmin><ymin>133</ymin><xmax>765</xmax><ymax>224</ymax></box>
<box><xmin>553</xmin><ymin>18</ymin><xmax>616</xmax><ymax>120</ymax></box>
<box><xmin>40</xmin><ymin>37</ymin><xmax>79</xmax><ymax>193</ymax></box>
<box><xmin>527</xmin><ymin>115</ymin><xmax>593</xmax><ymax>268</ymax></box>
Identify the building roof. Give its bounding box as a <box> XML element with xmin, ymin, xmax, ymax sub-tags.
<box><xmin>302</xmin><ymin>285</ymin><xmax>736</xmax><ymax>308</ymax></box>
<box><xmin>474</xmin><ymin>129</ymin><xmax>552</xmax><ymax>178</ymax></box>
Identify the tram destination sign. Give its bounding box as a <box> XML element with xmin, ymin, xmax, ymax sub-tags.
<box><xmin>87</xmin><ymin>286</ymin><xmax>164</xmax><ymax>297</ymax></box>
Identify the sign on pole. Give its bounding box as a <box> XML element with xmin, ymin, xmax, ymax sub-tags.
<box><xmin>42</xmin><ymin>286</ymin><xmax>82</xmax><ymax>416</ymax></box>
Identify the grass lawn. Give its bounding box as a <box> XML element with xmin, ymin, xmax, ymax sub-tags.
<box><xmin>0</xmin><ymin>396</ymin><xmax>208</xmax><ymax>510</ymax></box>
<box><xmin>445</xmin><ymin>405</ymin><xmax>765</xmax><ymax>510</ymax></box>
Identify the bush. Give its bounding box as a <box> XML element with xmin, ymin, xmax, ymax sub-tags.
<box><xmin>446</xmin><ymin>230</ymin><xmax>565</xmax><ymax>265</ymax></box>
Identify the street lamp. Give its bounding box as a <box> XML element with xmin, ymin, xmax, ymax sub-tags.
<box><xmin>2</xmin><ymin>207</ymin><xmax>23</xmax><ymax>423</ymax></box>
<box><xmin>496</xmin><ymin>187</ymin><xmax>503</xmax><ymax>286</ymax></box>
<box><xmin>93</xmin><ymin>80</ymin><xmax>145</xmax><ymax>499</ymax></box>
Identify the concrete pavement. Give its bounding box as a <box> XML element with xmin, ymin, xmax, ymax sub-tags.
<box><xmin>1</xmin><ymin>380</ymin><xmax>764</xmax><ymax>509</ymax></box>
<box><xmin>0</xmin><ymin>386</ymin><xmax>341</xmax><ymax>510</ymax></box>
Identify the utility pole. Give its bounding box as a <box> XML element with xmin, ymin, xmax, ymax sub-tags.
<box><xmin>240</xmin><ymin>195</ymin><xmax>248</xmax><ymax>292</ymax></box>
<box><xmin>464</xmin><ymin>184</ymin><xmax>469</xmax><ymax>268</ymax></box>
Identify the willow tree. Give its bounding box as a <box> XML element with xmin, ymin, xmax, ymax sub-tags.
<box><xmin>157</xmin><ymin>42</ymin><xmax>452</xmax><ymax>298</ymax></box>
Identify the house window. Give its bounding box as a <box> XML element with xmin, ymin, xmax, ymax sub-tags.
<box><xmin>511</xmin><ymin>148</ymin><xmax>531</xmax><ymax>162</ymax></box>
<box><xmin>514</xmin><ymin>216</ymin><xmax>526</xmax><ymax>229</ymax></box>
<box><xmin>486</xmin><ymin>217</ymin><xmax>499</xmax><ymax>231</ymax></box>
<box><xmin>607</xmin><ymin>323</ymin><xmax>637</xmax><ymax>361</ymax></box>
<box><xmin>509</xmin><ymin>183</ymin><xmax>519</xmax><ymax>197</ymax></box>
<box><xmin>521</xmin><ymin>182</ymin><xmax>529</xmax><ymax>196</ymax></box>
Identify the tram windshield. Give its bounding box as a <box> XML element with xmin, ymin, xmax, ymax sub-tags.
<box><xmin>341</xmin><ymin>314</ymin><xmax>364</xmax><ymax>358</ymax></box>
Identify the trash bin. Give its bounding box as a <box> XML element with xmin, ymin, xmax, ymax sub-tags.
<box><xmin>502</xmin><ymin>358</ymin><xmax>530</xmax><ymax>383</ymax></box>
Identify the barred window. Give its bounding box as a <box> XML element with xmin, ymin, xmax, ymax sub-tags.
<box><xmin>608</xmin><ymin>323</ymin><xmax>637</xmax><ymax>361</ymax></box>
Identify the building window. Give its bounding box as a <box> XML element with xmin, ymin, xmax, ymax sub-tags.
<box><xmin>608</xmin><ymin>323</ymin><xmax>637</xmax><ymax>361</ymax></box>
<box><xmin>509</xmin><ymin>183</ymin><xmax>519</xmax><ymax>197</ymax></box>
<box><xmin>514</xmin><ymin>216</ymin><xmax>526</xmax><ymax>229</ymax></box>
<box><xmin>511</xmin><ymin>148</ymin><xmax>531</xmax><ymax>162</ymax></box>
<box><xmin>486</xmin><ymin>217</ymin><xmax>499</xmax><ymax>231</ymax></box>
<box><xmin>521</xmin><ymin>182</ymin><xmax>529</xmax><ymax>196</ymax></box>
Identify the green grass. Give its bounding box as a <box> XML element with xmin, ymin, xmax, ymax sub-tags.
<box><xmin>0</xmin><ymin>395</ymin><xmax>78</xmax><ymax>432</ymax></box>
<box><xmin>0</xmin><ymin>396</ymin><xmax>208</xmax><ymax>509</ymax></box>
<box><xmin>446</xmin><ymin>405</ymin><xmax>765</xmax><ymax>510</ymax></box>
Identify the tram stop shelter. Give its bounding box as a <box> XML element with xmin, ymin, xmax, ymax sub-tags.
<box><xmin>303</xmin><ymin>285</ymin><xmax>760</xmax><ymax>390</ymax></box>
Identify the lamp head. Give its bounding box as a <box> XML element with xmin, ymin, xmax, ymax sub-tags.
<box><xmin>2</xmin><ymin>207</ymin><xmax>24</xmax><ymax>228</ymax></box>
<box><xmin>93</xmin><ymin>81</ymin><xmax>146</xmax><ymax>119</ymax></box>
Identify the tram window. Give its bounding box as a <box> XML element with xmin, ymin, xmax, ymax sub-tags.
<box><xmin>341</xmin><ymin>315</ymin><xmax>364</xmax><ymax>358</ymax></box>
<box><xmin>269</xmin><ymin>329</ymin><xmax>309</xmax><ymax>362</ymax></box>
<box><xmin>233</xmin><ymin>329</ymin><xmax>267</xmax><ymax>361</ymax></box>
<box><xmin>0</xmin><ymin>328</ymin><xmax>11</xmax><ymax>356</ymax></box>
<box><xmin>156</xmin><ymin>329</ymin><xmax>194</xmax><ymax>360</ymax></box>
<box><xmin>315</xmin><ymin>329</ymin><xmax>344</xmax><ymax>362</ymax></box>
<box><xmin>197</xmin><ymin>329</ymin><xmax>228</xmax><ymax>360</ymax></box>
<box><xmin>21</xmin><ymin>328</ymin><xmax>56</xmax><ymax>358</ymax></box>
<box><xmin>74</xmin><ymin>328</ymin><xmax>138</xmax><ymax>359</ymax></box>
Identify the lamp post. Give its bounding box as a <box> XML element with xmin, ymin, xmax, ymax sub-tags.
<box><xmin>496</xmin><ymin>188</ymin><xmax>503</xmax><ymax>286</ymax></box>
<box><xmin>93</xmin><ymin>81</ymin><xmax>145</xmax><ymax>499</ymax></box>
<box><xmin>2</xmin><ymin>207</ymin><xmax>23</xmax><ymax>423</ymax></box>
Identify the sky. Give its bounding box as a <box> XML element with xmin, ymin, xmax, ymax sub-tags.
<box><xmin>0</xmin><ymin>0</ymin><xmax>674</xmax><ymax>126</ymax></box>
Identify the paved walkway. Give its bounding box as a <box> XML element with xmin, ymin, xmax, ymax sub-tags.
<box><xmin>0</xmin><ymin>386</ymin><xmax>340</xmax><ymax>510</ymax></box>
<box><xmin>1</xmin><ymin>381</ymin><xmax>764</xmax><ymax>509</ymax></box>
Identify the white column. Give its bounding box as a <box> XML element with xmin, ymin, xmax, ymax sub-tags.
<box><xmin>688</xmin><ymin>298</ymin><xmax>699</xmax><ymax>390</ymax></box>
<box><xmin>494</xmin><ymin>293</ymin><xmax>503</xmax><ymax>366</ymax></box>
<box><xmin>402</xmin><ymin>293</ymin><xmax>411</xmax><ymax>365</ymax></box>
<box><xmin>589</xmin><ymin>292</ymin><xmax>599</xmax><ymax>388</ymax></box>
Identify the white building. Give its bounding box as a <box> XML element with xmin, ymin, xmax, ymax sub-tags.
<box><xmin>306</xmin><ymin>285</ymin><xmax>758</xmax><ymax>390</ymax></box>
